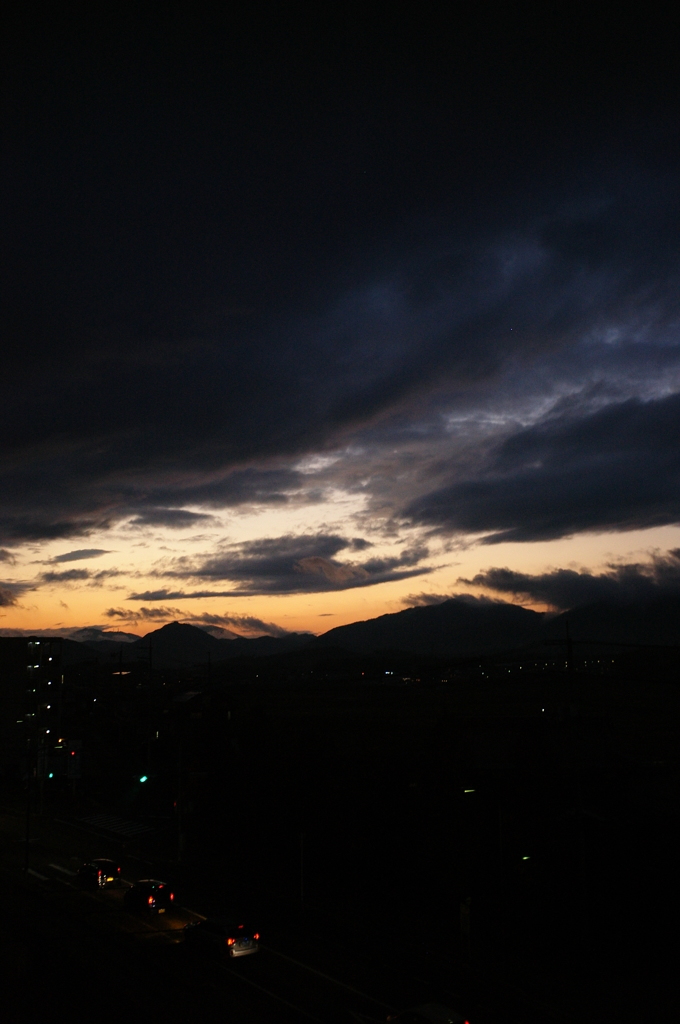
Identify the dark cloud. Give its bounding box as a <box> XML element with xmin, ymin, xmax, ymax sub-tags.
<box><xmin>162</xmin><ymin>534</ymin><xmax>432</xmax><ymax>596</ymax></box>
<box><xmin>184</xmin><ymin>612</ymin><xmax>291</xmax><ymax>639</ymax></box>
<box><xmin>3</xmin><ymin>178</ymin><xmax>680</xmax><ymax>547</ymax></box>
<box><xmin>359</xmin><ymin>545</ymin><xmax>429</xmax><ymax>575</ymax></box>
<box><xmin>402</xmin><ymin>592</ymin><xmax>449</xmax><ymax>607</ymax></box>
<box><xmin>105</xmin><ymin>606</ymin><xmax>185</xmax><ymax>622</ymax></box>
<box><xmin>39</xmin><ymin>567</ymin><xmax>122</xmax><ymax>585</ymax></box>
<box><xmin>0</xmin><ymin>514</ymin><xmax>114</xmax><ymax>547</ymax></box>
<box><xmin>40</xmin><ymin>569</ymin><xmax>91</xmax><ymax>583</ymax></box>
<box><xmin>2</xmin><ymin>10</ymin><xmax>680</xmax><ymax>553</ymax></box>
<box><xmin>407</xmin><ymin>392</ymin><xmax>680</xmax><ymax>543</ymax></box>
<box><xmin>103</xmin><ymin>604</ymin><xmax>289</xmax><ymax>637</ymax></box>
<box><xmin>463</xmin><ymin>550</ymin><xmax>680</xmax><ymax>610</ymax></box>
<box><xmin>68</xmin><ymin>626</ymin><xmax>139</xmax><ymax>643</ymax></box>
<box><xmin>52</xmin><ymin>549</ymin><xmax>111</xmax><ymax>563</ymax></box>
<box><xmin>150</xmin><ymin>469</ymin><xmax>305</xmax><ymax>510</ymax></box>
<box><xmin>0</xmin><ymin>587</ymin><xmax>17</xmax><ymax>607</ymax></box>
<box><xmin>0</xmin><ymin>579</ymin><xmax>28</xmax><ymax>604</ymax></box>
<box><xmin>0</xmin><ymin>549</ymin><xmax>15</xmax><ymax>564</ymax></box>
<box><xmin>128</xmin><ymin>509</ymin><xmax>217</xmax><ymax>529</ymax></box>
<box><xmin>127</xmin><ymin>589</ymin><xmax>236</xmax><ymax>601</ymax></box>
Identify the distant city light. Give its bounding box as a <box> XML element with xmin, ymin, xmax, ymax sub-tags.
<box><xmin>464</xmin><ymin>788</ymin><xmax>475</xmax><ymax>793</ymax></box>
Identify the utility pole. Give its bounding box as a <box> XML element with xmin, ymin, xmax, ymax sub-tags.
<box><xmin>177</xmin><ymin>730</ymin><xmax>184</xmax><ymax>862</ymax></box>
<box><xmin>24</xmin><ymin>735</ymin><xmax>32</xmax><ymax>873</ymax></box>
<box><xmin>564</xmin><ymin>620</ymin><xmax>589</xmax><ymax>955</ymax></box>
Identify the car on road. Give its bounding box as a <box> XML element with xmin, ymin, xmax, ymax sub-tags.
<box><xmin>183</xmin><ymin>916</ymin><xmax>260</xmax><ymax>957</ymax></box>
<box><xmin>77</xmin><ymin>858</ymin><xmax>123</xmax><ymax>889</ymax></box>
<box><xmin>386</xmin><ymin>1005</ymin><xmax>469</xmax><ymax>1024</ymax></box>
<box><xmin>123</xmin><ymin>879</ymin><xmax>175</xmax><ymax>914</ymax></box>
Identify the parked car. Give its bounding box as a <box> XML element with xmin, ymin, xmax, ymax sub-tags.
<box><xmin>77</xmin><ymin>858</ymin><xmax>123</xmax><ymax>889</ymax></box>
<box><xmin>123</xmin><ymin>879</ymin><xmax>175</xmax><ymax>914</ymax></box>
<box><xmin>386</xmin><ymin>1005</ymin><xmax>469</xmax><ymax>1024</ymax></box>
<box><xmin>183</xmin><ymin>916</ymin><xmax>260</xmax><ymax>957</ymax></box>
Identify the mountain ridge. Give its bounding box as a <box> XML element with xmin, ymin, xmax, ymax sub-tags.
<box><xmin>7</xmin><ymin>591</ymin><xmax>680</xmax><ymax>668</ymax></box>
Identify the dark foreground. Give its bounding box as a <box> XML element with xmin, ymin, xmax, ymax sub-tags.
<box><xmin>2</xmin><ymin>661</ymin><xmax>680</xmax><ymax>1022</ymax></box>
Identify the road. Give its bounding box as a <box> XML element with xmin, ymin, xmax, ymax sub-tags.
<box><xmin>0</xmin><ymin>803</ymin><xmax>594</xmax><ymax>1023</ymax></box>
<box><xmin>0</xmin><ymin>802</ymin><xmax>471</xmax><ymax>1023</ymax></box>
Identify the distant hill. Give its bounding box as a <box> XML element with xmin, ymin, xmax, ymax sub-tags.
<box><xmin>129</xmin><ymin>621</ymin><xmax>227</xmax><ymax>667</ymax></box>
<box><xmin>88</xmin><ymin>621</ymin><xmax>314</xmax><ymax>668</ymax></box>
<box><xmin>70</xmin><ymin>627</ymin><xmax>140</xmax><ymax>644</ymax></box>
<box><xmin>216</xmin><ymin>632</ymin><xmax>314</xmax><ymax>659</ymax></box>
<box><xmin>312</xmin><ymin>596</ymin><xmax>545</xmax><ymax>658</ymax></box>
<box><xmin>9</xmin><ymin>591</ymin><xmax>680</xmax><ymax>673</ymax></box>
<box><xmin>545</xmin><ymin>595</ymin><xmax>680</xmax><ymax>648</ymax></box>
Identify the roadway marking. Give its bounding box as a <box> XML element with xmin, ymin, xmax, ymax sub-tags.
<box><xmin>49</xmin><ymin>862</ymin><xmax>76</xmax><ymax>876</ymax></box>
<box><xmin>262</xmin><ymin>945</ymin><xmax>391</xmax><ymax>1007</ymax></box>
<box><xmin>27</xmin><ymin>868</ymin><xmax>48</xmax><ymax>880</ymax></box>
<box><xmin>221</xmin><ymin>966</ymin><xmax>327</xmax><ymax>1022</ymax></box>
<box><xmin>181</xmin><ymin>907</ymin><xmax>206</xmax><ymax>919</ymax></box>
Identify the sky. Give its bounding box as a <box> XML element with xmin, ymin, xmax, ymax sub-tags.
<box><xmin>3</xmin><ymin>7</ymin><xmax>680</xmax><ymax>638</ymax></box>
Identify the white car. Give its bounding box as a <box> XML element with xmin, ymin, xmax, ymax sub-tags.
<box><xmin>183</xmin><ymin>916</ymin><xmax>261</xmax><ymax>957</ymax></box>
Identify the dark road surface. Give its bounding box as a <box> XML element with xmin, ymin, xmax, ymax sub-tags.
<box><xmin>1</xmin><ymin>802</ymin><xmax>674</xmax><ymax>1024</ymax></box>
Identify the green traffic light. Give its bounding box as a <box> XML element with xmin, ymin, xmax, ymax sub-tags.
<box><xmin>139</xmin><ymin>775</ymin><xmax>148</xmax><ymax>783</ymax></box>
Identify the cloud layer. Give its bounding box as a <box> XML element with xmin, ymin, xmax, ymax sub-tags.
<box><xmin>3</xmin><ymin>11</ymin><xmax>680</xmax><ymax>630</ymax></box>
<box><xmin>407</xmin><ymin>392</ymin><xmax>680</xmax><ymax>543</ymax></box>
<box><xmin>462</xmin><ymin>549</ymin><xmax>680</xmax><ymax>609</ymax></box>
<box><xmin>141</xmin><ymin>534</ymin><xmax>432</xmax><ymax>597</ymax></box>
<box><xmin>3</xmin><ymin>173</ymin><xmax>680</xmax><ymax>550</ymax></box>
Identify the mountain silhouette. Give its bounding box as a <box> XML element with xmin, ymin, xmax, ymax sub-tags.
<box><xmin>129</xmin><ymin>621</ymin><xmax>225</xmax><ymax>666</ymax></box>
<box><xmin>311</xmin><ymin>595</ymin><xmax>544</xmax><ymax>658</ymax></box>
<box><xmin>17</xmin><ymin>591</ymin><xmax>680</xmax><ymax>671</ymax></box>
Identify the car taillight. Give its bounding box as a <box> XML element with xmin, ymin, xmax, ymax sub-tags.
<box><xmin>238</xmin><ymin>924</ymin><xmax>244</xmax><ymax>929</ymax></box>
<box><xmin>253</xmin><ymin>933</ymin><xmax>260</xmax><ymax>940</ymax></box>
<box><xmin>148</xmin><ymin>896</ymin><xmax>154</xmax><ymax>905</ymax></box>
<box><xmin>169</xmin><ymin>892</ymin><xmax>174</xmax><ymax>901</ymax></box>
<box><xmin>227</xmin><ymin>938</ymin><xmax>235</xmax><ymax>946</ymax></box>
